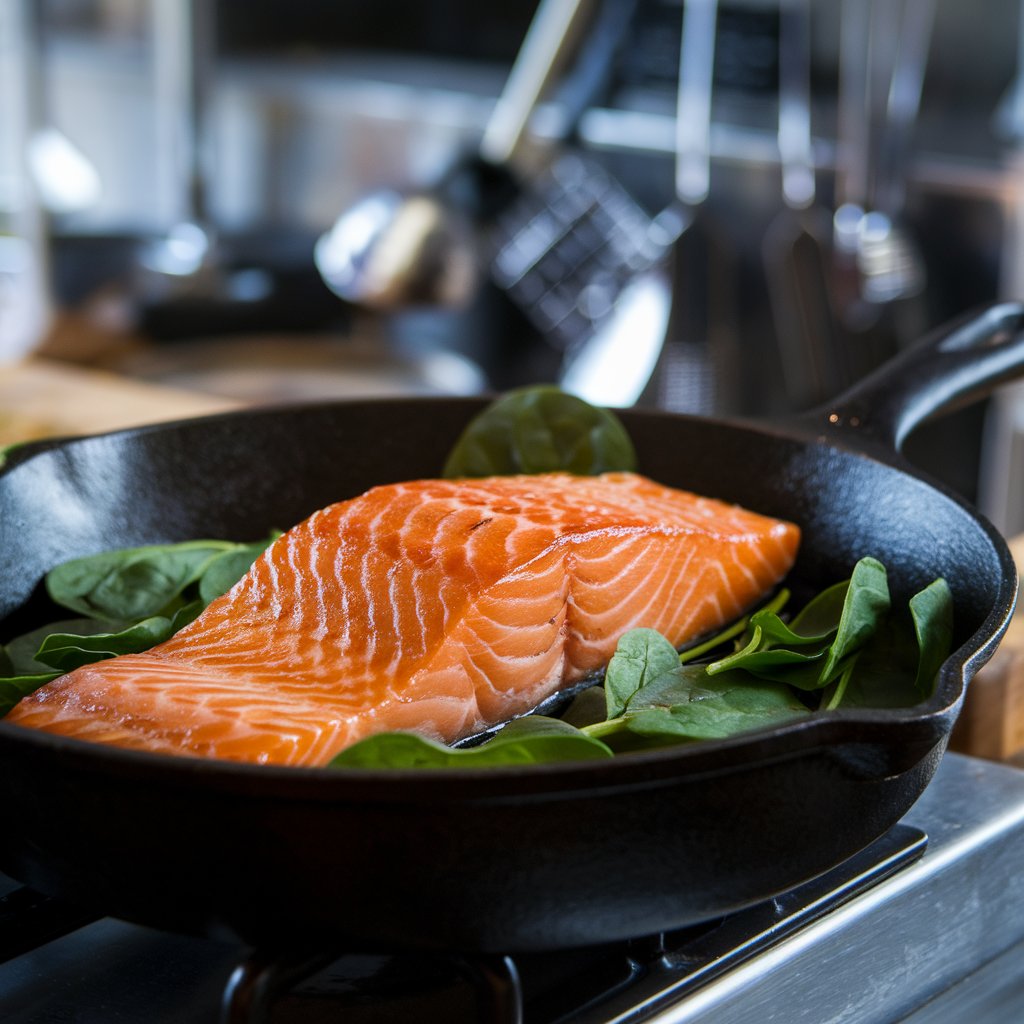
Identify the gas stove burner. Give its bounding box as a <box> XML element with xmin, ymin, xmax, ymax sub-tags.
<box><xmin>215</xmin><ymin>825</ymin><xmax>926</xmax><ymax>1024</ymax></box>
<box><xmin>2</xmin><ymin>755</ymin><xmax>1024</xmax><ymax>1024</ymax></box>
<box><xmin>0</xmin><ymin>827</ymin><xmax>927</xmax><ymax>1024</ymax></box>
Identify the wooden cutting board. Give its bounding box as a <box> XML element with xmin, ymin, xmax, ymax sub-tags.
<box><xmin>951</xmin><ymin>535</ymin><xmax>1024</xmax><ymax>766</ymax></box>
<box><xmin>0</xmin><ymin>358</ymin><xmax>242</xmax><ymax>447</ymax></box>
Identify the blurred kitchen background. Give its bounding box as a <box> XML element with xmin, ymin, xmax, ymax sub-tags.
<box><xmin>6</xmin><ymin>0</ymin><xmax>1024</xmax><ymax>529</ymax></box>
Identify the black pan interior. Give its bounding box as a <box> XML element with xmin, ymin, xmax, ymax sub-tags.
<box><xmin>0</xmin><ymin>398</ymin><xmax>1006</xmax><ymax>683</ymax></box>
<box><xmin>0</xmin><ymin>397</ymin><xmax>1012</xmax><ymax>951</ymax></box>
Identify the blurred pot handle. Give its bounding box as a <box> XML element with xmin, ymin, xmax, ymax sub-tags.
<box><xmin>790</xmin><ymin>302</ymin><xmax>1024</xmax><ymax>453</ymax></box>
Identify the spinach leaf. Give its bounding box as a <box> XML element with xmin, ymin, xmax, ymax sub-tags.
<box><xmin>198</xmin><ymin>534</ymin><xmax>281</xmax><ymax>604</ymax></box>
<box><xmin>750</xmin><ymin>607</ymin><xmax>835</xmax><ymax>647</ymax></box>
<box><xmin>45</xmin><ymin>533</ymin><xmax>279</xmax><ymax>624</ymax></box>
<box><xmin>816</xmin><ymin>557</ymin><xmax>890</xmax><ymax>684</ymax></box>
<box><xmin>46</xmin><ymin>540</ymin><xmax>236</xmax><ymax>622</ymax></box>
<box><xmin>603</xmin><ymin>592</ymin><xmax>796</xmax><ymax>719</ymax></box>
<box><xmin>604</xmin><ymin>628</ymin><xmax>683</xmax><ymax>718</ymax></box>
<box><xmin>704</xmin><ymin>590</ymin><xmax>841</xmax><ymax>679</ymax></box>
<box><xmin>823</xmin><ymin>616</ymin><xmax>918</xmax><ymax>709</ymax></box>
<box><xmin>0</xmin><ymin>534</ymin><xmax>277</xmax><ymax>719</ymax></box>
<box><xmin>707</xmin><ymin>628</ymin><xmax>829</xmax><ymax>682</ymax></box>
<box><xmin>623</xmin><ymin>663</ymin><xmax>711</xmax><ymax>712</ymax></box>
<box><xmin>33</xmin><ymin>616</ymin><xmax>177</xmax><ymax>672</ymax></box>
<box><xmin>328</xmin><ymin>716</ymin><xmax>613</xmax><ymax>769</ymax></box>
<box><xmin>0</xmin><ymin>442</ymin><xmax>23</xmax><ymax>470</ymax></box>
<box><xmin>785</xmin><ymin>579</ymin><xmax>853</xmax><ymax>638</ymax></box>
<box><xmin>622</xmin><ymin>672</ymin><xmax>810</xmax><ymax>743</ymax></box>
<box><xmin>4</xmin><ymin>618</ymin><xmax>121</xmax><ymax>676</ymax></box>
<box><xmin>583</xmin><ymin>660</ymin><xmax>809</xmax><ymax>751</ymax></box>
<box><xmin>442</xmin><ymin>385</ymin><xmax>637</xmax><ymax>478</ymax></box>
<box><xmin>0</xmin><ymin>673</ymin><xmax>60</xmax><ymax>717</ymax></box>
<box><xmin>677</xmin><ymin>589</ymin><xmax>792</xmax><ymax>665</ymax></box>
<box><xmin>910</xmin><ymin>578</ymin><xmax>953</xmax><ymax>698</ymax></box>
<box><xmin>707</xmin><ymin>557</ymin><xmax>890</xmax><ymax>690</ymax></box>
<box><xmin>1</xmin><ymin>619</ymin><xmax>113</xmax><ymax>717</ymax></box>
<box><xmin>560</xmin><ymin>685</ymin><xmax>608</xmax><ymax>728</ymax></box>
<box><xmin>170</xmin><ymin>599</ymin><xmax>206</xmax><ymax>632</ymax></box>
<box><xmin>824</xmin><ymin>577</ymin><xmax>953</xmax><ymax>710</ymax></box>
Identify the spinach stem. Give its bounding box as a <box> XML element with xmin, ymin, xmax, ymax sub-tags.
<box><xmin>581</xmin><ymin>717</ymin><xmax>628</xmax><ymax>739</ymax></box>
<box><xmin>823</xmin><ymin>657</ymin><xmax>858</xmax><ymax>710</ymax></box>
<box><xmin>679</xmin><ymin>588</ymin><xmax>791</xmax><ymax>665</ymax></box>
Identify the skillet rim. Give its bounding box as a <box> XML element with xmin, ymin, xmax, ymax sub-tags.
<box><xmin>0</xmin><ymin>395</ymin><xmax>1015</xmax><ymax>791</ymax></box>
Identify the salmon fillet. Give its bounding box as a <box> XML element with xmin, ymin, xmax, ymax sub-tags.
<box><xmin>8</xmin><ymin>473</ymin><xmax>800</xmax><ymax>766</ymax></box>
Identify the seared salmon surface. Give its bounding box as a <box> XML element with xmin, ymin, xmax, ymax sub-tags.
<box><xmin>8</xmin><ymin>473</ymin><xmax>800</xmax><ymax>766</ymax></box>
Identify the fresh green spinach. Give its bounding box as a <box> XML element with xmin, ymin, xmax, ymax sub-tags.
<box><xmin>198</xmin><ymin>535</ymin><xmax>282</xmax><ymax>604</ymax></box>
<box><xmin>328</xmin><ymin>716</ymin><xmax>614</xmax><ymax>769</ymax></box>
<box><xmin>0</xmin><ymin>533</ymin><xmax>277</xmax><ymax>717</ymax></box>
<box><xmin>823</xmin><ymin>576</ymin><xmax>953</xmax><ymax>710</ymax></box>
<box><xmin>910</xmin><ymin>578</ymin><xmax>954</xmax><ymax>698</ymax></box>
<box><xmin>442</xmin><ymin>385</ymin><xmax>637</xmax><ymax>478</ymax></box>
<box><xmin>706</xmin><ymin>557</ymin><xmax>891</xmax><ymax>690</ymax></box>
<box><xmin>34</xmin><ymin>616</ymin><xmax>178</xmax><ymax>672</ymax></box>
<box><xmin>604</xmin><ymin>627</ymin><xmax>684</xmax><ymax>718</ymax></box>
<box><xmin>619</xmin><ymin>672</ymin><xmax>810</xmax><ymax>743</ymax></box>
<box><xmin>583</xmin><ymin>643</ymin><xmax>810</xmax><ymax>751</ymax></box>
<box><xmin>0</xmin><ymin>673</ymin><xmax>61</xmax><ymax>717</ymax></box>
<box><xmin>47</xmin><ymin>540</ymin><xmax>238</xmax><ymax>622</ymax></box>
<box><xmin>44</xmin><ymin>533</ymin><xmax>278</xmax><ymax>624</ymax></box>
<box><xmin>4</xmin><ymin>618</ymin><xmax>114</xmax><ymax>676</ymax></box>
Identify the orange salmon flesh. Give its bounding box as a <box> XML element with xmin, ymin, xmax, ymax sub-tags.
<box><xmin>8</xmin><ymin>473</ymin><xmax>800</xmax><ymax>766</ymax></box>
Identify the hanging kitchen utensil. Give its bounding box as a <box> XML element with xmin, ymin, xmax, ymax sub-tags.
<box><xmin>487</xmin><ymin>0</ymin><xmax>679</xmax><ymax>408</ymax></box>
<box><xmin>857</xmin><ymin>0</ymin><xmax>933</xmax><ymax>308</ymax></box>
<box><xmin>762</xmin><ymin>0</ymin><xmax>847</xmax><ymax>408</ymax></box>
<box><xmin>833</xmin><ymin>0</ymin><xmax>933</xmax><ymax>370</ymax></box>
<box><xmin>138</xmin><ymin>0</ymin><xmax>218</xmax><ymax>282</ymax></box>
<box><xmin>636</xmin><ymin>0</ymin><xmax>738</xmax><ymax>415</ymax></box>
<box><xmin>495</xmin><ymin>149</ymin><xmax>672</xmax><ymax>407</ymax></box>
<box><xmin>315</xmin><ymin>0</ymin><xmax>596</xmax><ymax>312</ymax></box>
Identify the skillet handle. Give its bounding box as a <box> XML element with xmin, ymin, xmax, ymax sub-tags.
<box><xmin>797</xmin><ymin>302</ymin><xmax>1024</xmax><ymax>452</ymax></box>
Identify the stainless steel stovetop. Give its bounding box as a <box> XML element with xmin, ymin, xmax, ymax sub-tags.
<box><xmin>2</xmin><ymin>753</ymin><xmax>1023</xmax><ymax>1024</ymax></box>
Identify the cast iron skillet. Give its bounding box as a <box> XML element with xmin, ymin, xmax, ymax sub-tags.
<box><xmin>1</xmin><ymin>304</ymin><xmax>1023</xmax><ymax>954</ymax></box>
